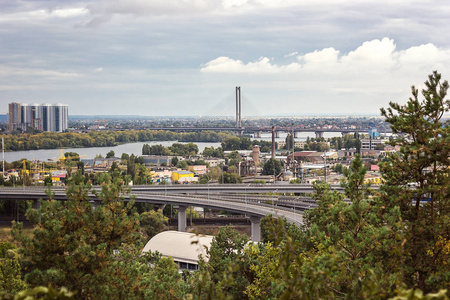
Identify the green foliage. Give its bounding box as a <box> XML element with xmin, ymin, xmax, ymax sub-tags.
<box><xmin>218</xmin><ymin>172</ymin><xmax>242</xmax><ymax>184</ymax></box>
<box><xmin>380</xmin><ymin>71</ymin><xmax>450</xmax><ymax>292</ymax></box>
<box><xmin>105</xmin><ymin>150</ymin><xmax>115</xmax><ymax>158</ymax></box>
<box><xmin>197</xmin><ymin>226</ymin><xmax>252</xmax><ymax>299</ymax></box>
<box><xmin>285</xmin><ymin>134</ymin><xmax>294</xmax><ymax>150</ymax></box>
<box><xmin>142</xmin><ymin>142</ymin><xmax>199</xmax><ymax>156</ymax></box>
<box><xmin>187</xmin><ymin>207</ymin><xmax>200</xmax><ymax>218</ymax></box>
<box><xmin>198</xmin><ymin>175</ymin><xmax>210</xmax><ymax>184</ymax></box>
<box><xmin>332</xmin><ymin>163</ymin><xmax>344</xmax><ymax>174</ymax></box>
<box><xmin>202</xmin><ymin>146</ymin><xmax>224</xmax><ymax>158</ymax></box>
<box><xmin>171</xmin><ymin>156</ymin><xmax>179</xmax><ymax>166</ymax></box>
<box><xmin>390</xmin><ymin>288</ymin><xmax>449</xmax><ymax>300</ymax></box>
<box><xmin>0</xmin><ymin>243</ymin><xmax>15</xmax><ymax>259</ymax></box>
<box><xmin>140</xmin><ymin>209</ymin><xmax>168</xmax><ymax>239</ymax></box>
<box><xmin>221</xmin><ymin>136</ymin><xmax>252</xmax><ymax>151</ymax></box>
<box><xmin>0</xmin><ymin>255</ymin><xmax>28</xmax><ymax>297</ymax></box>
<box><xmin>262</xmin><ymin>158</ymin><xmax>282</xmax><ymax>176</ymax></box>
<box><xmin>7</xmin><ymin>286</ymin><xmax>75</xmax><ymax>300</ymax></box>
<box><xmin>0</xmin><ymin>130</ymin><xmax>233</xmax><ymax>151</ymax></box>
<box><xmin>43</xmin><ymin>176</ymin><xmax>52</xmax><ymax>187</ymax></box>
<box><xmin>329</xmin><ymin>134</ymin><xmax>361</xmax><ymax>151</ymax></box>
<box><xmin>11</xmin><ymin>174</ymin><xmax>141</xmax><ymax>299</ymax></box>
<box><xmin>169</xmin><ymin>142</ymin><xmax>199</xmax><ymax>156</ymax></box>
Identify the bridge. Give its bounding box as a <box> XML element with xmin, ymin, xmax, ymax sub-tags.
<box><xmin>124</xmin><ymin>87</ymin><xmax>390</xmax><ymax>138</ymax></box>
<box><xmin>0</xmin><ymin>184</ymin><xmax>342</xmax><ymax>241</ymax></box>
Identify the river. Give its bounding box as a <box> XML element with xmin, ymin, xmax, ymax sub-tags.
<box><xmin>3</xmin><ymin>131</ymin><xmax>342</xmax><ymax>162</ymax></box>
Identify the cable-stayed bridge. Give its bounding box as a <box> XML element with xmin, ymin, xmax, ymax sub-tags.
<box><xmin>140</xmin><ymin>87</ymin><xmax>385</xmax><ymax>137</ymax></box>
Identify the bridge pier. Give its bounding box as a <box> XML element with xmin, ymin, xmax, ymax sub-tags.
<box><xmin>254</xmin><ymin>131</ymin><xmax>262</xmax><ymax>138</ymax></box>
<box><xmin>90</xmin><ymin>200</ymin><xmax>100</xmax><ymax>210</ymax></box>
<box><xmin>33</xmin><ymin>199</ymin><xmax>40</xmax><ymax>210</ymax></box>
<box><xmin>275</xmin><ymin>131</ymin><xmax>280</xmax><ymax>138</ymax></box>
<box><xmin>294</xmin><ymin>131</ymin><xmax>299</xmax><ymax>138</ymax></box>
<box><xmin>250</xmin><ymin>216</ymin><xmax>261</xmax><ymax>242</ymax></box>
<box><xmin>33</xmin><ymin>199</ymin><xmax>41</xmax><ymax>222</ymax></box>
<box><xmin>176</xmin><ymin>205</ymin><xmax>187</xmax><ymax>232</ymax></box>
<box><xmin>315</xmin><ymin>131</ymin><xmax>324</xmax><ymax>139</ymax></box>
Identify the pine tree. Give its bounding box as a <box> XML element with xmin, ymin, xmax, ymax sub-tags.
<box><xmin>11</xmin><ymin>174</ymin><xmax>140</xmax><ymax>298</ymax></box>
<box><xmin>380</xmin><ymin>71</ymin><xmax>450</xmax><ymax>291</ymax></box>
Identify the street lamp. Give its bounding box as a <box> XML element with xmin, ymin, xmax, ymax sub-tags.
<box><xmin>322</xmin><ymin>152</ymin><xmax>327</xmax><ymax>183</ymax></box>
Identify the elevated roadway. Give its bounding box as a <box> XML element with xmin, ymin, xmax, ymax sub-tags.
<box><xmin>0</xmin><ymin>185</ymin><xmax>322</xmax><ymax>240</ymax></box>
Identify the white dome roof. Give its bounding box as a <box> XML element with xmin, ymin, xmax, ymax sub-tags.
<box><xmin>142</xmin><ymin>231</ymin><xmax>213</xmax><ymax>264</ymax></box>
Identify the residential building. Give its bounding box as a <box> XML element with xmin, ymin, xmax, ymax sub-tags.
<box><xmin>361</xmin><ymin>138</ymin><xmax>388</xmax><ymax>150</ymax></box>
<box><xmin>7</xmin><ymin>102</ymin><xmax>68</xmax><ymax>132</ymax></box>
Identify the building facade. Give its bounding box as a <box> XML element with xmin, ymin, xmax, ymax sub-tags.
<box><xmin>7</xmin><ymin>102</ymin><xmax>68</xmax><ymax>132</ymax></box>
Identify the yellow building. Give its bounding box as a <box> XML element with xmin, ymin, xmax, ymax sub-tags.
<box><xmin>172</xmin><ymin>170</ymin><xmax>194</xmax><ymax>182</ymax></box>
<box><xmin>364</xmin><ymin>173</ymin><xmax>383</xmax><ymax>185</ymax></box>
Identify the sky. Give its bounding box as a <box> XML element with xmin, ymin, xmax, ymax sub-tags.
<box><xmin>0</xmin><ymin>0</ymin><xmax>449</xmax><ymax>117</ymax></box>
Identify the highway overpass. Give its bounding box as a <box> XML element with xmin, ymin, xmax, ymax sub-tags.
<box><xmin>0</xmin><ymin>184</ymin><xmax>327</xmax><ymax>241</ymax></box>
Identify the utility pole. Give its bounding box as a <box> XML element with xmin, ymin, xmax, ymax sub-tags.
<box><xmin>235</xmin><ymin>87</ymin><xmax>241</xmax><ymax>133</ymax></box>
<box><xmin>2</xmin><ymin>137</ymin><xmax>4</xmax><ymax>179</ymax></box>
<box><xmin>291</xmin><ymin>123</ymin><xmax>295</xmax><ymax>171</ymax></box>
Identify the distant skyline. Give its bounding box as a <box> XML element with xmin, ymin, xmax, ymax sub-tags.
<box><xmin>1</xmin><ymin>0</ymin><xmax>449</xmax><ymax>117</ymax></box>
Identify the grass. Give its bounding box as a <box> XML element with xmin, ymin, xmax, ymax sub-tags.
<box><xmin>0</xmin><ymin>225</ymin><xmax>33</xmax><ymax>246</ymax></box>
<box><xmin>0</xmin><ymin>227</ymin><xmax>15</xmax><ymax>244</ymax></box>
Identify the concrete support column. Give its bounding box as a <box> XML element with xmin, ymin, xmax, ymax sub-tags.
<box><xmin>250</xmin><ymin>216</ymin><xmax>262</xmax><ymax>242</ymax></box>
<box><xmin>315</xmin><ymin>131</ymin><xmax>324</xmax><ymax>139</ymax></box>
<box><xmin>176</xmin><ymin>205</ymin><xmax>187</xmax><ymax>232</ymax></box>
<box><xmin>33</xmin><ymin>199</ymin><xmax>40</xmax><ymax>210</ymax></box>
<box><xmin>254</xmin><ymin>131</ymin><xmax>261</xmax><ymax>138</ymax></box>
<box><xmin>294</xmin><ymin>131</ymin><xmax>299</xmax><ymax>138</ymax></box>
<box><xmin>33</xmin><ymin>199</ymin><xmax>41</xmax><ymax>222</ymax></box>
<box><xmin>275</xmin><ymin>131</ymin><xmax>280</xmax><ymax>138</ymax></box>
<box><xmin>90</xmin><ymin>200</ymin><xmax>100</xmax><ymax>210</ymax></box>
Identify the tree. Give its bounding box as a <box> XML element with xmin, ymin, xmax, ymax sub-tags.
<box><xmin>285</xmin><ymin>134</ymin><xmax>294</xmax><ymax>150</ymax></box>
<box><xmin>203</xmin><ymin>226</ymin><xmax>251</xmax><ymax>299</ymax></box>
<box><xmin>0</xmin><ymin>243</ymin><xmax>27</xmax><ymax>297</ymax></box>
<box><xmin>218</xmin><ymin>172</ymin><xmax>242</xmax><ymax>184</ymax></box>
<box><xmin>221</xmin><ymin>137</ymin><xmax>241</xmax><ymax>151</ymax></box>
<box><xmin>140</xmin><ymin>209</ymin><xmax>168</xmax><ymax>239</ymax></box>
<box><xmin>121</xmin><ymin>153</ymin><xmax>129</xmax><ymax>161</ymax></box>
<box><xmin>11</xmin><ymin>174</ymin><xmax>141</xmax><ymax>299</ymax></box>
<box><xmin>261</xmin><ymin>158</ymin><xmax>282</xmax><ymax>176</ymax></box>
<box><xmin>226</xmin><ymin>151</ymin><xmax>241</xmax><ymax>167</ymax></box>
<box><xmin>380</xmin><ymin>71</ymin><xmax>450</xmax><ymax>292</ymax></box>
<box><xmin>171</xmin><ymin>156</ymin><xmax>179</xmax><ymax>166</ymax></box>
<box><xmin>105</xmin><ymin>150</ymin><xmax>115</xmax><ymax>158</ymax></box>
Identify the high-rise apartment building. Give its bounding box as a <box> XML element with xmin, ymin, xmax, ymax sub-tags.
<box><xmin>7</xmin><ymin>103</ymin><xmax>68</xmax><ymax>132</ymax></box>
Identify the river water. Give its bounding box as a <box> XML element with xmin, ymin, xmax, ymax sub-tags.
<box><xmin>3</xmin><ymin>131</ymin><xmax>341</xmax><ymax>162</ymax></box>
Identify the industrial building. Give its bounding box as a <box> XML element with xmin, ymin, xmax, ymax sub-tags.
<box><xmin>142</xmin><ymin>231</ymin><xmax>213</xmax><ymax>271</ymax></box>
<box><xmin>7</xmin><ymin>102</ymin><xmax>68</xmax><ymax>132</ymax></box>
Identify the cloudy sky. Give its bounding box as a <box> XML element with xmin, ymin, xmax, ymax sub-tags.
<box><xmin>1</xmin><ymin>0</ymin><xmax>449</xmax><ymax>117</ymax></box>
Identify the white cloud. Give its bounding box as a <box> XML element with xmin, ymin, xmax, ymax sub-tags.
<box><xmin>202</xmin><ymin>38</ymin><xmax>450</xmax><ymax>76</ymax></box>
<box><xmin>201</xmin><ymin>56</ymin><xmax>300</xmax><ymax>73</ymax></box>
<box><xmin>0</xmin><ymin>66</ymin><xmax>80</xmax><ymax>79</ymax></box>
<box><xmin>0</xmin><ymin>7</ymin><xmax>88</xmax><ymax>23</ymax></box>
<box><xmin>285</xmin><ymin>52</ymin><xmax>298</xmax><ymax>57</ymax></box>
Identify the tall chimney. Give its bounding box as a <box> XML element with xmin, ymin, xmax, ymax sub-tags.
<box><xmin>271</xmin><ymin>126</ymin><xmax>275</xmax><ymax>159</ymax></box>
<box><xmin>236</xmin><ymin>87</ymin><xmax>239</xmax><ymax>128</ymax></box>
